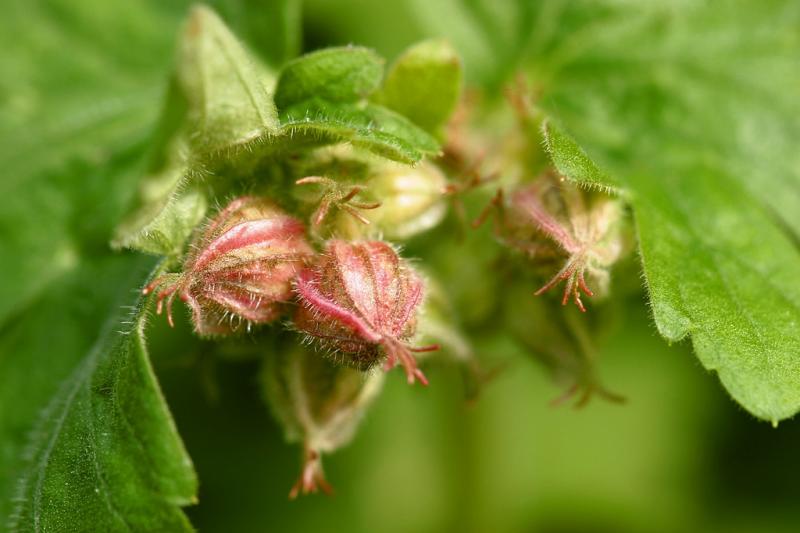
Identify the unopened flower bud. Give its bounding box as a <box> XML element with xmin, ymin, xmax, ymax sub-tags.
<box><xmin>290</xmin><ymin>146</ymin><xmax>447</xmax><ymax>240</ymax></box>
<box><xmin>498</xmin><ymin>174</ymin><xmax>627</xmax><ymax>311</ymax></box>
<box><xmin>143</xmin><ymin>196</ymin><xmax>314</xmax><ymax>336</ymax></box>
<box><xmin>293</xmin><ymin>239</ymin><xmax>437</xmax><ymax>385</ymax></box>
<box><xmin>261</xmin><ymin>345</ymin><xmax>384</xmax><ymax>498</ymax></box>
<box><xmin>357</xmin><ymin>161</ymin><xmax>447</xmax><ymax>240</ymax></box>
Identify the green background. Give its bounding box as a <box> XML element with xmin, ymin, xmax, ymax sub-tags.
<box><xmin>2</xmin><ymin>0</ymin><xmax>799</xmax><ymax>531</ymax></box>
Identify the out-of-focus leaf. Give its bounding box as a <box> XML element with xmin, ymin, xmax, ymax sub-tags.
<box><xmin>274</xmin><ymin>46</ymin><xmax>384</xmax><ymax>110</ymax></box>
<box><xmin>376</xmin><ymin>39</ymin><xmax>462</xmax><ymax>137</ymax></box>
<box><xmin>212</xmin><ymin>0</ymin><xmax>302</xmax><ymax>67</ymax></box>
<box><xmin>8</xmin><ymin>264</ymin><xmax>197</xmax><ymax>531</ymax></box>
<box><xmin>114</xmin><ymin>5</ymin><xmax>281</xmax><ymax>256</ymax></box>
<box><xmin>179</xmin><ymin>5</ymin><xmax>279</xmax><ymax>153</ymax></box>
<box><xmin>536</xmin><ymin>2</ymin><xmax>800</xmax><ymax>422</ymax></box>
<box><xmin>0</xmin><ymin>0</ymin><xmax>175</xmax><ymax>324</ymax></box>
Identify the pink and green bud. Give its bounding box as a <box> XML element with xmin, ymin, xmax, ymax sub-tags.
<box><xmin>500</xmin><ymin>175</ymin><xmax>626</xmax><ymax>311</ymax></box>
<box><xmin>143</xmin><ymin>196</ymin><xmax>314</xmax><ymax>336</ymax></box>
<box><xmin>293</xmin><ymin>240</ymin><xmax>437</xmax><ymax>385</ymax></box>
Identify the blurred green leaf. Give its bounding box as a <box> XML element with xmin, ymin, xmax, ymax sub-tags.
<box><xmin>113</xmin><ymin>5</ymin><xmax>283</xmax><ymax>256</ymax></box>
<box><xmin>274</xmin><ymin>46</ymin><xmax>384</xmax><ymax>110</ymax></box>
<box><xmin>376</xmin><ymin>39</ymin><xmax>463</xmax><ymax>138</ymax></box>
<box><xmin>0</xmin><ymin>0</ymin><xmax>173</xmax><ymax>324</ymax></box>
<box><xmin>9</xmin><ymin>266</ymin><xmax>197</xmax><ymax>531</ymax></box>
<box><xmin>212</xmin><ymin>0</ymin><xmax>302</xmax><ymax>67</ymax></box>
<box><xmin>536</xmin><ymin>2</ymin><xmax>800</xmax><ymax>422</ymax></box>
<box><xmin>179</xmin><ymin>5</ymin><xmax>279</xmax><ymax>152</ymax></box>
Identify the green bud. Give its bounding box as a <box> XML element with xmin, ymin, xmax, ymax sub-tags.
<box><xmin>358</xmin><ymin>161</ymin><xmax>448</xmax><ymax>240</ymax></box>
<box><xmin>261</xmin><ymin>345</ymin><xmax>384</xmax><ymax>498</ymax></box>
<box><xmin>290</xmin><ymin>145</ymin><xmax>448</xmax><ymax>240</ymax></box>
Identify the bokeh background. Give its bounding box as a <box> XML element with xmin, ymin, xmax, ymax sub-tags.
<box><xmin>2</xmin><ymin>1</ymin><xmax>799</xmax><ymax>532</ymax></box>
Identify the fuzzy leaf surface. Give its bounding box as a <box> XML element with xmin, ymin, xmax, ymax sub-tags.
<box><xmin>280</xmin><ymin>99</ymin><xmax>440</xmax><ymax>164</ymax></box>
<box><xmin>274</xmin><ymin>46</ymin><xmax>384</xmax><ymax>110</ymax></box>
<box><xmin>536</xmin><ymin>1</ymin><xmax>800</xmax><ymax>421</ymax></box>
<box><xmin>376</xmin><ymin>39</ymin><xmax>463</xmax><ymax>137</ymax></box>
<box><xmin>9</xmin><ymin>264</ymin><xmax>197</xmax><ymax>531</ymax></box>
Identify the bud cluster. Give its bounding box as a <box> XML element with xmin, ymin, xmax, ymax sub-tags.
<box><xmin>145</xmin><ymin>194</ymin><xmax>435</xmax><ymax>379</ymax></box>
<box><xmin>143</xmin><ymin>193</ymin><xmax>439</xmax><ymax>495</ymax></box>
<box><xmin>125</xmin><ymin>17</ymin><xmax>637</xmax><ymax>506</ymax></box>
<box><xmin>142</xmin><ymin>81</ymin><xmax>629</xmax><ymax>498</ymax></box>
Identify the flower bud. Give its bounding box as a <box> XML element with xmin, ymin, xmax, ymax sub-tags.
<box><xmin>356</xmin><ymin>161</ymin><xmax>447</xmax><ymax>240</ymax></box>
<box><xmin>293</xmin><ymin>240</ymin><xmax>437</xmax><ymax>385</ymax></box>
<box><xmin>261</xmin><ymin>345</ymin><xmax>384</xmax><ymax>498</ymax></box>
<box><xmin>498</xmin><ymin>174</ymin><xmax>627</xmax><ymax>311</ymax></box>
<box><xmin>143</xmin><ymin>196</ymin><xmax>314</xmax><ymax>336</ymax></box>
<box><xmin>290</xmin><ymin>145</ymin><xmax>447</xmax><ymax>240</ymax></box>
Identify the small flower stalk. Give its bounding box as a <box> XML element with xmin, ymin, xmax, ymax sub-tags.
<box><xmin>294</xmin><ymin>240</ymin><xmax>437</xmax><ymax>385</ymax></box>
<box><xmin>261</xmin><ymin>345</ymin><xmax>384</xmax><ymax>498</ymax></box>
<box><xmin>143</xmin><ymin>196</ymin><xmax>314</xmax><ymax>335</ymax></box>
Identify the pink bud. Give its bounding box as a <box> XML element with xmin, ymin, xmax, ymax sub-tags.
<box><xmin>293</xmin><ymin>240</ymin><xmax>437</xmax><ymax>385</ymax></box>
<box><xmin>504</xmin><ymin>177</ymin><xmax>625</xmax><ymax>312</ymax></box>
<box><xmin>143</xmin><ymin>196</ymin><xmax>314</xmax><ymax>336</ymax></box>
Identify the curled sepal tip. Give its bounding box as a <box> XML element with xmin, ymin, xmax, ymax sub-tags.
<box><xmin>288</xmin><ymin>447</ymin><xmax>333</xmax><ymax>500</ymax></box>
<box><xmin>295</xmin><ymin>176</ymin><xmax>381</xmax><ymax>228</ymax></box>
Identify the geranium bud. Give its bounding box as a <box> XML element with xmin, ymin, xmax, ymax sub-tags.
<box><xmin>293</xmin><ymin>239</ymin><xmax>437</xmax><ymax>385</ymax></box>
<box><xmin>261</xmin><ymin>345</ymin><xmax>384</xmax><ymax>498</ymax></box>
<box><xmin>494</xmin><ymin>174</ymin><xmax>625</xmax><ymax>311</ymax></box>
<box><xmin>357</xmin><ymin>161</ymin><xmax>448</xmax><ymax>240</ymax></box>
<box><xmin>143</xmin><ymin>196</ymin><xmax>314</xmax><ymax>336</ymax></box>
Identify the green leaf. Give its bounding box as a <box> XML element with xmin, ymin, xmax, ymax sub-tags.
<box><xmin>280</xmin><ymin>99</ymin><xmax>440</xmax><ymax>164</ymax></box>
<box><xmin>542</xmin><ymin>121</ymin><xmax>619</xmax><ymax>194</ymax></box>
<box><xmin>0</xmin><ymin>0</ymin><xmax>176</xmax><ymax>324</ymax></box>
<box><xmin>211</xmin><ymin>0</ymin><xmax>302</xmax><ymax>67</ymax></box>
<box><xmin>112</xmin><ymin>183</ymin><xmax>208</xmax><ymax>257</ymax></box>
<box><xmin>179</xmin><ymin>5</ymin><xmax>280</xmax><ymax>152</ymax></box>
<box><xmin>404</xmin><ymin>0</ymin><xmax>536</xmax><ymax>89</ymax></box>
<box><xmin>274</xmin><ymin>46</ymin><xmax>384</xmax><ymax>110</ymax></box>
<box><xmin>114</xmin><ymin>6</ymin><xmax>283</xmax><ymax>256</ymax></box>
<box><xmin>537</xmin><ymin>2</ymin><xmax>800</xmax><ymax>422</ymax></box>
<box><xmin>376</xmin><ymin>39</ymin><xmax>462</xmax><ymax>137</ymax></box>
<box><xmin>111</xmin><ymin>79</ymin><xmax>207</xmax><ymax>256</ymax></box>
<box><xmin>9</xmin><ymin>262</ymin><xmax>197</xmax><ymax>531</ymax></box>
